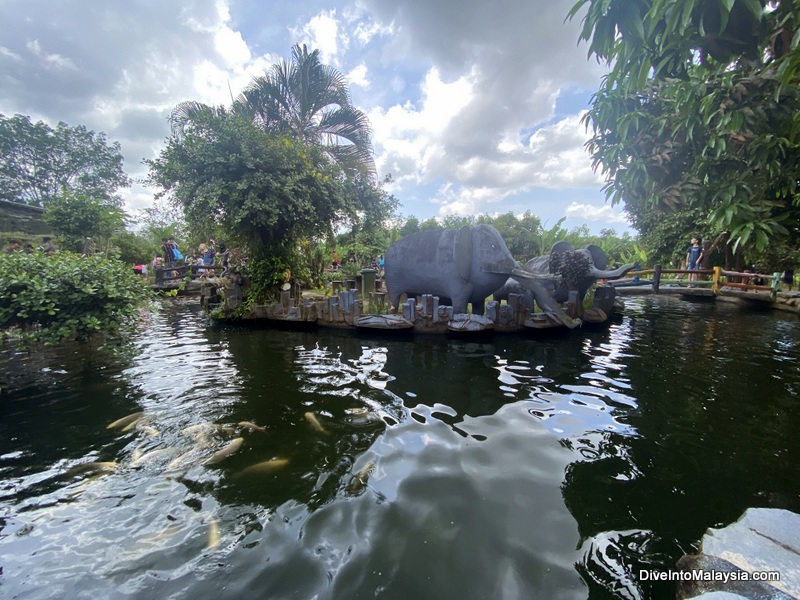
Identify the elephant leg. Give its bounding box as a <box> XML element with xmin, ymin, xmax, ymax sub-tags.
<box><xmin>388</xmin><ymin>291</ymin><xmax>402</xmax><ymax>313</ymax></box>
<box><xmin>451</xmin><ymin>293</ymin><xmax>469</xmax><ymax>315</ymax></box>
<box><xmin>516</xmin><ymin>278</ymin><xmax>582</xmax><ymax>329</ymax></box>
<box><xmin>471</xmin><ymin>298</ymin><xmax>485</xmax><ymax>315</ymax></box>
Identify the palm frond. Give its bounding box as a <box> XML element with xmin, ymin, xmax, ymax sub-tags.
<box><xmin>169</xmin><ymin>102</ymin><xmax>226</xmax><ymax>139</ymax></box>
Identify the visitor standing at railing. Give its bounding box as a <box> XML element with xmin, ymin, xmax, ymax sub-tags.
<box><xmin>161</xmin><ymin>237</ymin><xmax>175</xmax><ymax>267</ymax></box>
<box><xmin>203</xmin><ymin>240</ymin><xmax>216</xmax><ymax>265</ymax></box>
<box><xmin>685</xmin><ymin>237</ymin><xmax>704</xmax><ymax>282</ymax></box>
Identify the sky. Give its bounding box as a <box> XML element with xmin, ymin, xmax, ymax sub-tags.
<box><xmin>0</xmin><ymin>0</ymin><xmax>633</xmax><ymax>235</ymax></box>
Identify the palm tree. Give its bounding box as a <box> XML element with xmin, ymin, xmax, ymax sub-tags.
<box><xmin>169</xmin><ymin>44</ymin><xmax>375</xmax><ymax>178</ymax></box>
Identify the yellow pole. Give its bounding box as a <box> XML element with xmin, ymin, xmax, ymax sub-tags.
<box><xmin>712</xmin><ymin>266</ymin><xmax>721</xmax><ymax>295</ymax></box>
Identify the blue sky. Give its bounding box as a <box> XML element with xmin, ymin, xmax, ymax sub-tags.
<box><xmin>0</xmin><ymin>0</ymin><xmax>633</xmax><ymax>234</ymax></box>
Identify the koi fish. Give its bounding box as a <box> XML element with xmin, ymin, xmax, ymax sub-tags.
<box><xmin>121</xmin><ymin>417</ymin><xmax>143</xmax><ymax>432</ymax></box>
<box><xmin>349</xmin><ymin>461</ymin><xmax>376</xmax><ymax>494</ymax></box>
<box><xmin>304</xmin><ymin>412</ymin><xmax>329</xmax><ymax>435</ymax></box>
<box><xmin>203</xmin><ymin>437</ymin><xmax>244</xmax><ymax>465</ymax></box>
<box><xmin>65</xmin><ymin>461</ymin><xmax>118</xmax><ymax>477</ymax></box>
<box><xmin>234</xmin><ymin>458</ymin><xmax>289</xmax><ymax>479</ymax></box>
<box><xmin>166</xmin><ymin>449</ymin><xmax>196</xmax><ymax>471</ymax></box>
<box><xmin>131</xmin><ymin>448</ymin><xmax>173</xmax><ymax>468</ymax></box>
<box><xmin>207</xmin><ymin>516</ymin><xmax>220</xmax><ymax>550</ymax></box>
<box><xmin>138</xmin><ymin>425</ymin><xmax>159</xmax><ymax>437</ymax></box>
<box><xmin>238</xmin><ymin>421</ymin><xmax>266</xmax><ymax>433</ymax></box>
<box><xmin>211</xmin><ymin>424</ymin><xmax>236</xmax><ymax>436</ymax></box>
<box><xmin>106</xmin><ymin>411</ymin><xmax>144</xmax><ymax>430</ymax></box>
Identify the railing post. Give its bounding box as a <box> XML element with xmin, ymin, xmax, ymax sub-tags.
<box><xmin>653</xmin><ymin>265</ymin><xmax>661</xmax><ymax>294</ymax></box>
<box><xmin>712</xmin><ymin>266</ymin><xmax>721</xmax><ymax>294</ymax></box>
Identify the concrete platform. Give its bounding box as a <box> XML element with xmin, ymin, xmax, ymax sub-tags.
<box><xmin>677</xmin><ymin>508</ymin><xmax>800</xmax><ymax>599</ymax></box>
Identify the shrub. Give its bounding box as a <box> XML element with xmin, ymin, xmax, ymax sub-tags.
<box><xmin>0</xmin><ymin>251</ymin><xmax>153</xmax><ymax>344</ymax></box>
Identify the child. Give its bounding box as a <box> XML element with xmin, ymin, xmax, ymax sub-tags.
<box><xmin>685</xmin><ymin>237</ymin><xmax>704</xmax><ymax>282</ymax></box>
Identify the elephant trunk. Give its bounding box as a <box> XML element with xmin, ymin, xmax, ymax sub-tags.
<box><xmin>589</xmin><ymin>263</ymin><xmax>636</xmax><ymax>281</ymax></box>
<box><xmin>511</xmin><ymin>268</ymin><xmax>582</xmax><ymax>329</ymax></box>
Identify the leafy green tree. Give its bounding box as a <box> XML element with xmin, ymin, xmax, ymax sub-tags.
<box><xmin>419</xmin><ymin>218</ymin><xmax>441</xmax><ymax>230</ymax></box>
<box><xmin>43</xmin><ymin>192</ymin><xmax>126</xmax><ymax>254</ymax></box>
<box><xmin>147</xmin><ymin>112</ymin><xmax>357</xmax><ymax>249</ymax></box>
<box><xmin>111</xmin><ymin>231</ymin><xmax>155</xmax><ymax>265</ymax></box>
<box><xmin>570</xmin><ymin>0</ymin><xmax>800</xmax><ymax>252</ymax></box>
<box><xmin>487</xmin><ymin>211</ymin><xmax>543</xmax><ymax>260</ymax></box>
<box><xmin>398</xmin><ymin>216</ymin><xmax>421</xmax><ymax>238</ymax></box>
<box><xmin>171</xmin><ymin>44</ymin><xmax>375</xmax><ymax>178</ymax></box>
<box><xmin>0</xmin><ymin>114</ymin><xmax>130</xmax><ymax>206</ymax></box>
<box><xmin>0</xmin><ymin>251</ymin><xmax>152</xmax><ymax>344</ymax></box>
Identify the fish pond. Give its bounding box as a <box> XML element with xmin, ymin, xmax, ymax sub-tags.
<box><xmin>1</xmin><ymin>296</ymin><xmax>799</xmax><ymax>599</ymax></box>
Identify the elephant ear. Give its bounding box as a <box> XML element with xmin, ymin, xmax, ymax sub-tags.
<box><xmin>550</xmin><ymin>241</ymin><xmax>573</xmax><ymax>256</ymax></box>
<box><xmin>454</xmin><ymin>226</ymin><xmax>473</xmax><ymax>281</ymax></box>
<box><xmin>585</xmin><ymin>244</ymin><xmax>609</xmax><ymax>270</ymax></box>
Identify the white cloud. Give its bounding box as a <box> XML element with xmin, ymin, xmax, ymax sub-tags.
<box><xmin>352</xmin><ymin>19</ymin><xmax>394</xmax><ymax>45</ymax></box>
<box><xmin>26</xmin><ymin>39</ymin><xmax>78</xmax><ymax>71</ymax></box>
<box><xmin>214</xmin><ymin>27</ymin><xmax>251</xmax><ymax>67</ymax></box>
<box><xmin>295</xmin><ymin>10</ymin><xmax>342</xmax><ymax>65</ymax></box>
<box><xmin>370</xmin><ymin>67</ymin><xmax>474</xmax><ymax>185</ymax></box>
<box><xmin>347</xmin><ymin>63</ymin><xmax>369</xmax><ymax>88</ymax></box>
<box><xmin>0</xmin><ymin>46</ymin><xmax>21</xmax><ymax>61</ymax></box>
<box><xmin>565</xmin><ymin>202</ymin><xmax>629</xmax><ymax>224</ymax></box>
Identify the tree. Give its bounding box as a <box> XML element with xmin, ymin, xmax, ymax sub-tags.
<box><xmin>43</xmin><ymin>192</ymin><xmax>126</xmax><ymax>254</ymax></box>
<box><xmin>0</xmin><ymin>114</ymin><xmax>131</xmax><ymax>206</ymax></box>
<box><xmin>146</xmin><ymin>111</ymin><xmax>390</xmax><ymax>252</ymax></box>
<box><xmin>170</xmin><ymin>44</ymin><xmax>375</xmax><ymax>178</ymax></box>
<box><xmin>569</xmin><ymin>0</ymin><xmax>800</xmax><ymax>253</ymax></box>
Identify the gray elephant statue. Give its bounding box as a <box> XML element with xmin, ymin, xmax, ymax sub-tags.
<box><xmin>384</xmin><ymin>224</ymin><xmax>520</xmax><ymax>315</ymax></box>
<box><xmin>495</xmin><ymin>241</ymin><xmax>636</xmax><ymax>328</ymax></box>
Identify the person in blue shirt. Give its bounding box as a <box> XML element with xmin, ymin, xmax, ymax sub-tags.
<box><xmin>685</xmin><ymin>237</ymin><xmax>704</xmax><ymax>281</ymax></box>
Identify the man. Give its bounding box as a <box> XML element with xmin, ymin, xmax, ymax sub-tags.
<box><xmin>3</xmin><ymin>239</ymin><xmax>21</xmax><ymax>254</ymax></box>
<box><xmin>685</xmin><ymin>237</ymin><xmax>704</xmax><ymax>282</ymax></box>
<box><xmin>38</xmin><ymin>236</ymin><xmax>56</xmax><ymax>255</ymax></box>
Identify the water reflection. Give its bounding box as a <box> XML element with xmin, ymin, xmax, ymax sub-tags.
<box><xmin>1</xmin><ymin>296</ymin><xmax>800</xmax><ymax>599</ymax></box>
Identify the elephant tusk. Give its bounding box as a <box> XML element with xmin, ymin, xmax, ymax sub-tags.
<box><xmin>588</xmin><ymin>263</ymin><xmax>636</xmax><ymax>280</ymax></box>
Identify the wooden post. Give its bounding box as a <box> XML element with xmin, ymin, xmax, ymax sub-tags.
<box><xmin>712</xmin><ymin>266</ymin><xmax>721</xmax><ymax>294</ymax></box>
<box><xmin>653</xmin><ymin>265</ymin><xmax>661</xmax><ymax>294</ymax></box>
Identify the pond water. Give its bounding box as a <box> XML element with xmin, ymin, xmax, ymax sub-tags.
<box><xmin>1</xmin><ymin>296</ymin><xmax>799</xmax><ymax>599</ymax></box>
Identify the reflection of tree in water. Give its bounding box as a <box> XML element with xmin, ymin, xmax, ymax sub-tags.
<box><xmin>560</xmin><ymin>299</ymin><xmax>800</xmax><ymax>599</ymax></box>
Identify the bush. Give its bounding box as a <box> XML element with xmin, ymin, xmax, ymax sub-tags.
<box><xmin>0</xmin><ymin>252</ymin><xmax>153</xmax><ymax>344</ymax></box>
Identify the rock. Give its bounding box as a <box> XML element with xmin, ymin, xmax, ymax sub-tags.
<box><xmin>676</xmin><ymin>508</ymin><xmax>800</xmax><ymax>599</ymax></box>
<box><xmin>355</xmin><ymin>315</ymin><xmax>414</xmax><ymax>329</ymax></box>
<box><xmin>447</xmin><ymin>313</ymin><xmax>494</xmax><ymax>332</ymax></box>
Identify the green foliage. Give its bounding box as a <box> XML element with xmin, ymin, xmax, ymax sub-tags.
<box><xmin>539</xmin><ymin>217</ymin><xmax>568</xmax><ymax>255</ymax></box>
<box><xmin>0</xmin><ymin>252</ymin><xmax>152</xmax><ymax>344</ymax></box>
<box><xmin>486</xmin><ymin>211</ymin><xmax>543</xmax><ymax>260</ymax></box>
<box><xmin>0</xmin><ymin>113</ymin><xmax>130</xmax><ymax>206</ymax></box>
<box><xmin>571</xmin><ymin>0</ymin><xmax>800</xmax><ymax>254</ymax></box>
<box><xmin>111</xmin><ymin>231</ymin><xmax>154</xmax><ymax>265</ymax></box>
<box><xmin>43</xmin><ymin>192</ymin><xmax>126</xmax><ymax>253</ymax></box>
<box><xmin>242</xmin><ymin>247</ymin><xmax>293</xmax><ymax>306</ymax></box>
<box><xmin>132</xmin><ymin>198</ymin><xmax>188</xmax><ymax>252</ymax></box>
